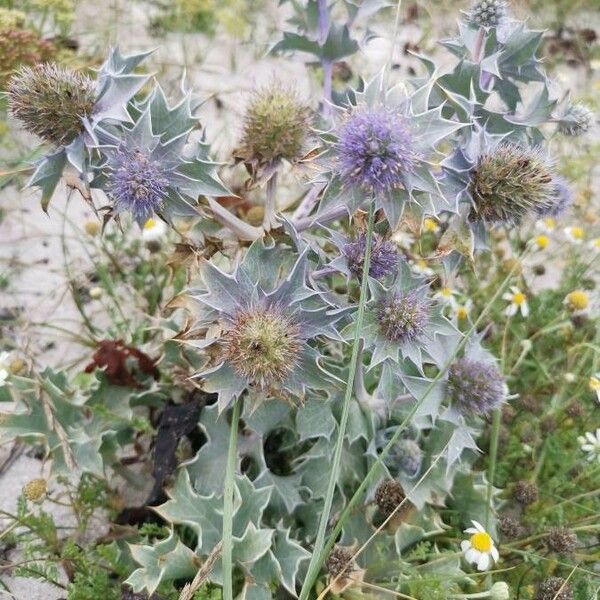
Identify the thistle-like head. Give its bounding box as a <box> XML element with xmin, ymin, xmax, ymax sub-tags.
<box><xmin>108</xmin><ymin>148</ymin><xmax>171</xmax><ymax>225</ymax></box>
<box><xmin>391</xmin><ymin>438</ymin><xmax>422</xmax><ymax>477</ymax></box>
<box><xmin>469</xmin><ymin>145</ymin><xmax>557</xmax><ymax>224</ymax></box>
<box><xmin>466</xmin><ymin>0</ymin><xmax>508</xmax><ymax>28</ymax></box>
<box><xmin>535</xmin><ymin>176</ymin><xmax>573</xmax><ymax>218</ymax></box>
<box><xmin>8</xmin><ymin>63</ymin><xmax>95</xmax><ymax>146</ymax></box>
<box><xmin>221</xmin><ymin>307</ymin><xmax>302</xmax><ymax>389</ymax></box>
<box><xmin>535</xmin><ymin>577</ymin><xmax>573</xmax><ymax>600</ymax></box>
<box><xmin>336</xmin><ymin>107</ymin><xmax>418</xmax><ymax>195</ymax></box>
<box><xmin>448</xmin><ymin>358</ymin><xmax>505</xmax><ymax>416</ymax></box>
<box><xmin>238</xmin><ymin>84</ymin><xmax>311</xmax><ymax>164</ymax></box>
<box><xmin>343</xmin><ymin>233</ymin><xmax>399</xmax><ymax>280</ymax></box>
<box><xmin>376</xmin><ymin>289</ymin><xmax>431</xmax><ymax>343</ymax></box>
<box><xmin>558</xmin><ymin>103</ymin><xmax>594</xmax><ymax>137</ymax></box>
<box><xmin>375</xmin><ymin>479</ymin><xmax>406</xmax><ymax>517</ymax></box>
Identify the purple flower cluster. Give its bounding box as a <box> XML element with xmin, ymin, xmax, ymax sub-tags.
<box><xmin>343</xmin><ymin>233</ymin><xmax>399</xmax><ymax>280</ymax></box>
<box><xmin>535</xmin><ymin>176</ymin><xmax>573</xmax><ymax>218</ymax></box>
<box><xmin>108</xmin><ymin>148</ymin><xmax>171</xmax><ymax>224</ymax></box>
<box><xmin>376</xmin><ymin>289</ymin><xmax>430</xmax><ymax>343</ymax></box>
<box><xmin>447</xmin><ymin>358</ymin><xmax>505</xmax><ymax>416</ymax></box>
<box><xmin>336</xmin><ymin>107</ymin><xmax>418</xmax><ymax>195</ymax></box>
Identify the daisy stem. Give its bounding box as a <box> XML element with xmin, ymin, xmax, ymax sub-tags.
<box><xmin>302</xmin><ymin>254</ymin><xmax>525</xmax><ymax>594</ymax></box>
<box><xmin>298</xmin><ymin>202</ymin><xmax>376</xmax><ymax>600</ymax></box>
<box><xmin>222</xmin><ymin>396</ymin><xmax>242</xmax><ymax>600</ymax></box>
<box><xmin>485</xmin><ymin>408</ymin><xmax>501</xmax><ymax>530</ymax></box>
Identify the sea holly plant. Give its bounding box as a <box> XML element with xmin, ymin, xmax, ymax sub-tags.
<box><xmin>2</xmin><ymin>0</ymin><xmax>597</xmax><ymax>599</ymax></box>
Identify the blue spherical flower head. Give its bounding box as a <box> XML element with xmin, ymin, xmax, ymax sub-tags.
<box><xmin>535</xmin><ymin>176</ymin><xmax>573</xmax><ymax>218</ymax></box>
<box><xmin>448</xmin><ymin>358</ymin><xmax>505</xmax><ymax>416</ymax></box>
<box><xmin>343</xmin><ymin>232</ymin><xmax>399</xmax><ymax>280</ymax></box>
<box><xmin>337</xmin><ymin>107</ymin><xmax>419</xmax><ymax>196</ymax></box>
<box><xmin>377</xmin><ymin>289</ymin><xmax>431</xmax><ymax>344</ymax></box>
<box><xmin>108</xmin><ymin>147</ymin><xmax>171</xmax><ymax>225</ymax></box>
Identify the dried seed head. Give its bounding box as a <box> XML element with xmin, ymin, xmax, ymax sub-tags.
<box><xmin>23</xmin><ymin>478</ymin><xmax>47</xmax><ymax>502</ymax></box>
<box><xmin>497</xmin><ymin>514</ymin><xmax>523</xmax><ymax>539</ymax></box>
<box><xmin>222</xmin><ymin>308</ymin><xmax>302</xmax><ymax>388</ymax></box>
<box><xmin>469</xmin><ymin>145</ymin><xmax>557</xmax><ymax>225</ymax></box>
<box><xmin>448</xmin><ymin>358</ymin><xmax>505</xmax><ymax>416</ymax></box>
<box><xmin>536</xmin><ymin>577</ymin><xmax>573</xmax><ymax>600</ymax></box>
<box><xmin>546</xmin><ymin>527</ymin><xmax>577</xmax><ymax>554</ymax></box>
<box><xmin>343</xmin><ymin>233</ymin><xmax>399</xmax><ymax>280</ymax></box>
<box><xmin>376</xmin><ymin>290</ymin><xmax>430</xmax><ymax>343</ymax></box>
<box><xmin>238</xmin><ymin>84</ymin><xmax>311</xmax><ymax>164</ymax></box>
<box><xmin>375</xmin><ymin>479</ymin><xmax>406</xmax><ymax>517</ymax></box>
<box><xmin>337</xmin><ymin>107</ymin><xmax>419</xmax><ymax>195</ymax></box>
<box><xmin>565</xmin><ymin>401</ymin><xmax>583</xmax><ymax>418</ymax></box>
<box><xmin>467</xmin><ymin>0</ymin><xmax>508</xmax><ymax>28</ymax></box>
<box><xmin>8</xmin><ymin>63</ymin><xmax>95</xmax><ymax>146</ymax></box>
<box><xmin>512</xmin><ymin>480</ymin><xmax>538</xmax><ymax>505</ymax></box>
<box><xmin>325</xmin><ymin>545</ymin><xmax>354</xmax><ymax>579</ymax></box>
<box><xmin>108</xmin><ymin>148</ymin><xmax>171</xmax><ymax>225</ymax></box>
<box><xmin>558</xmin><ymin>103</ymin><xmax>594</xmax><ymax>137</ymax></box>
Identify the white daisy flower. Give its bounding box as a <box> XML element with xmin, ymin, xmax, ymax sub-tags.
<box><xmin>589</xmin><ymin>238</ymin><xmax>600</xmax><ymax>253</ymax></box>
<box><xmin>434</xmin><ymin>286</ymin><xmax>458</xmax><ymax>306</ymax></box>
<box><xmin>502</xmin><ymin>286</ymin><xmax>529</xmax><ymax>317</ymax></box>
<box><xmin>535</xmin><ymin>217</ymin><xmax>556</xmax><ymax>233</ymax></box>
<box><xmin>563</xmin><ymin>226</ymin><xmax>585</xmax><ymax>244</ymax></box>
<box><xmin>454</xmin><ymin>298</ymin><xmax>473</xmax><ymax>321</ymax></box>
<box><xmin>578</xmin><ymin>428</ymin><xmax>600</xmax><ymax>463</ymax></box>
<box><xmin>142</xmin><ymin>218</ymin><xmax>168</xmax><ymax>243</ymax></box>
<box><xmin>530</xmin><ymin>234</ymin><xmax>550</xmax><ymax>251</ymax></box>
<box><xmin>0</xmin><ymin>352</ymin><xmax>10</xmax><ymax>387</ymax></box>
<box><xmin>461</xmin><ymin>520</ymin><xmax>499</xmax><ymax>571</ymax></box>
<box><xmin>391</xmin><ymin>229</ymin><xmax>415</xmax><ymax>250</ymax></box>
<box><xmin>410</xmin><ymin>258</ymin><xmax>435</xmax><ymax>277</ymax></box>
<box><xmin>589</xmin><ymin>374</ymin><xmax>600</xmax><ymax>403</ymax></box>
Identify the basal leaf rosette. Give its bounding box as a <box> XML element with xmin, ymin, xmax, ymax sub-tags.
<box><xmin>317</xmin><ymin>73</ymin><xmax>465</xmax><ymax>228</ymax></box>
<box><xmin>92</xmin><ymin>85</ymin><xmax>229</xmax><ymax>225</ymax></box>
<box><xmin>348</xmin><ymin>262</ymin><xmax>460</xmax><ymax>373</ymax></box>
<box><xmin>188</xmin><ymin>244</ymin><xmax>347</xmax><ymax>411</ymax></box>
<box><xmin>7</xmin><ymin>47</ymin><xmax>151</xmax><ymax>210</ymax></box>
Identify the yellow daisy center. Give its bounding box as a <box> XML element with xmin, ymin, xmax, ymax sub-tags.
<box><xmin>593</xmin><ymin>239</ymin><xmax>600</xmax><ymax>249</ymax></box>
<box><xmin>512</xmin><ymin>292</ymin><xmax>526</xmax><ymax>305</ymax></box>
<box><xmin>590</xmin><ymin>377</ymin><xmax>600</xmax><ymax>392</ymax></box>
<box><xmin>543</xmin><ymin>217</ymin><xmax>555</xmax><ymax>230</ymax></box>
<box><xmin>535</xmin><ymin>235</ymin><xmax>549</xmax><ymax>249</ymax></box>
<box><xmin>441</xmin><ymin>287</ymin><xmax>453</xmax><ymax>297</ymax></box>
<box><xmin>423</xmin><ymin>218</ymin><xmax>438</xmax><ymax>232</ymax></box>
<box><xmin>144</xmin><ymin>218</ymin><xmax>157</xmax><ymax>230</ymax></box>
<box><xmin>570</xmin><ymin>227</ymin><xmax>584</xmax><ymax>240</ymax></box>
<box><xmin>566</xmin><ymin>290</ymin><xmax>589</xmax><ymax>310</ymax></box>
<box><xmin>470</xmin><ymin>531</ymin><xmax>493</xmax><ymax>553</ymax></box>
<box><xmin>457</xmin><ymin>306</ymin><xmax>468</xmax><ymax>320</ymax></box>
<box><xmin>417</xmin><ymin>259</ymin><xmax>428</xmax><ymax>268</ymax></box>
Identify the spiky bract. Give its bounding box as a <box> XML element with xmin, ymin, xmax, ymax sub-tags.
<box><xmin>8</xmin><ymin>63</ymin><xmax>95</xmax><ymax>146</ymax></box>
<box><xmin>448</xmin><ymin>358</ymin><xmax>505</xmax><ymax>416</ymax></box>
<box><xmin>467</xmin><ymin>0</ymin><xmax>507</xmax><ymax>28</ymax></box>
<box><xmin>238</xmin><ymin>84</ymin><xmax>311</xmax><ymax>164</ymax></box>
<box><xmin>336</xmin><ymin>107</ymin><xmax>418</xmax><ymax>195</ymax></box>
<box><xmin>558</xmin><ymin>103</ymin><xmax>594</xmax><ymax>136</ymax></box>
<box><xmin>343</xmin><ymin>233</ymin><xmax>399</xmax><ymax>280</ymax></box>
<box><xmin>222</xmin><ymin>308</ymin><xmax>302</xmax><ymax>388</ymax></box>
<box><xmin>469</xmin><ymin>145</ymin><xmax>557</xmax><ymax>224</ymax></box>
<box><xmin>377</xmin><ymin>289</ymin><xmax>431</xmax><ymax>343</ymax></box>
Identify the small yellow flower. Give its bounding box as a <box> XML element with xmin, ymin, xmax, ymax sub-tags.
<box><xmin>503</xmin><ymin>286</ymin><xmax>529</xmax><ymax>317</ymax></box>
<box><xmin>23</xmin><ymin>478</ymin><xmax>47</xmax><ymax>502</ymax></box>
<box><xmin>533</xmin><ymin>234</ymin><xmax>550</xmax><ymax>250</ymax></box>
<box><xmin>434</xmin><ymin>286</ymin><xmax>457</xmax><ymax>306</ymax></box>
<box><xmin>589</xmin><ymin>238</ymin><xmax>600</xmax><ymax>253</ymax></box>
<box><xmin>536</xmin><ymin>217</ymin><xmax>555</xmax><ymax>233</ymax></box>
<box><xmin>564</xmin><ymin>226</ymin><xmax>585</xmax><ymax>244</ymax></box>
<box><xmin>422</xmin><ymin>217</ymin><xmax>440</xmax><ymax>234</ymax></box>
<box><xmin>84</xmin><ymin>220</ymin><xmax>101</xmax><ymax>236</ymax></box>
<box><xmin>564</xmin><ymin>289</ymin><xmax>589</xmax><ymax>311</ymax></box>
<box><xmin>410</xmin><ymin>259</ymin><xmax>434</xmax><ymax>277</ymax></box>
<box><xmin>461</xmin><ymin>521</ymin><xmax>499</xmax><ymax>571</ymax></box>
<box><xmin>589</xmin><ymin>374</ymin><xmax>600</xmax><ymax>403</ymax></box>
<box><xmin>454</xmin><ymin>299</ymin><xmax>473</xmax><ymax>321</ymax></box>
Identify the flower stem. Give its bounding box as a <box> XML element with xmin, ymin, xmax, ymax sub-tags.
<box><xmin>298</xmin><ymin>203</ymin><xmax>376</xmax><ymax>600</ymax></box>
<box><xmin>302</xmin><ymin>255</ymin><xmax>525</xmax><ymax>593</ymax></box>
<box><xmin>485</xmin><ymin>407</ymin><xmax>501</xmax><ymax>530</ymax></box>
<box><xmin>222</xmin><ymin>397</ymin><xmax>242</xmax><ymax>600</ymax></box>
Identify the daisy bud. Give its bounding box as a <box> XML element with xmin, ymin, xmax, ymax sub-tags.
<box><xmin>23</xmin><ymin>478</ymin><xmax>47</xmax><ymax>502</ymax></box>
<box><xmin>546</xmin><ymin>527</ymin><xmax>577</xmax><ymax>554</ymax></box>
<box><xmin>536</xmin><ymin>577</ymin><xmax>573</xmax><ymax>600</ymax></box>
<box><xmin>374</xmin><ymin>479</ymin><xmax>406</xmax><ymax>518</ymax></box>
<box><xmin>512</xmin><ymin>480</ymin><xmax>538</xmax><ymax>505</ymax></box>
<box><xmin>490</xmin><ymin>582</ymin><xmax>510</xmax><ymax>600</ymax></box>
<box><xmin>376</xmin><ymin>290</ymin><xmax>430</xmax><ymax>343</ymax></box>
<box><xmin>8</xmin><ymin>64</ymin><xmax>95</xmax><ymax>146</ymax></box>
<box><xmin>564</xmin><ymin>289</ymin><xmax>589</xmax><ymax>311</ymax></box>
<box><xmin>89</xmin><ymin>287</ymin><xmax>103</xmax><ymax>300</ymax></box>
<box><xmin>343</xmin><ymin>233</ymin><xmax>399</xmax><ymax>280</ymax></box>
<box><xmin>448</xmin><ymin>358</ymin><xmax>506</xmax><ymax>416</ymax></box>
<box><xmin>469</xmin><ymin>145</ymin><xmax>557</xmax><ymax>225</ymax></box>
<box><xmin>84</xmin><ymin>220</ymin><xmax>101</xmax><ymax>236</ymax></box>
<box><xmin>558</xmin><ymin>103</ymin><xmax>594</xmax><ymax>137</ymax></box>
<box><xmin>238</xmin><ymin>84</ymin><xmax>311</xmax><ymax>164</ymax></box>
<box><xmin>466</xmin><ymin>0</ymin><xmax>508</xmax><ymax>28</ymax></box>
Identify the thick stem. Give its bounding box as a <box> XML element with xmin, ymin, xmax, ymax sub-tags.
<box><xmin>263</xmin><ymin>172</ymin><xmax>279</xmax><ymax>231</ymax></box>
<box><xmin>291</xmin><ymin>182</ymin><xmax>326</xmax><ymax>223</ymax></box>
<box><xmin>222</xmin><ymin>397</ymin><xmax>242</xmax><ymax>600</ymax></box>
<box><xmin>298</xmin><ymin>203</ymin><xmax>376</xmax><ymax>600</ymax></box>
<box><xmin>317</xmin><ymin>0</ymin><xmax>332</xmax><ymax>117</ymax></box>
<box><xmin>207</xmin><ymin>198</ymin><xmax>263</xmax><ymax>241</ymax></box>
